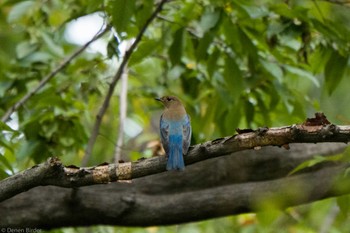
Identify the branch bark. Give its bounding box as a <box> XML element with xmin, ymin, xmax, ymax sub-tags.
<box><xmin>0</xmin><ymin>143</ymin><xmax>349</xmax><ymax>228</ymax></box>
<box><xmin>1</xmin><ymin>122</ymin><xmax>350</xmax><ymax>203</ymax></box>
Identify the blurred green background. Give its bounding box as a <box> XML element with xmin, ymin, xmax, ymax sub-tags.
<box><xmin>1</xmin><ymin>0</ymin><xmax>350</xmax><ymax>232</ymax></box>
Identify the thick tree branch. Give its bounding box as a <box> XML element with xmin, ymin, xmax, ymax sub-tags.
<box><xmin>82</xmin><ymin>0</ymin><xmax>169</xmax><ymax>165</ymax></box>
<box><xmin>1</xmin><ymin>119</ymin><xmax>350</xmax><ymax>202</ymax></box>
<box><xmin>1</xmin><ymin>26</ymin><xmax>110</xmax><ymax>123</ymax></box>
<box><xmin>0</xmin><ymin>143</ymin><xmax>349</xmax><ymax>228</ymax></box>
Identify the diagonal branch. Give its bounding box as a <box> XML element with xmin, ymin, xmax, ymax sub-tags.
<box><xmin>1</xmin><ymin>120</ymin><xmax>350</xmax><ymax>203</ymax></box>
<box><xmin>82</xmin><ymin>0</ymin><xmax>169</xmax><ymax>166</ymax></box>
<box><xmin>1</xmin><ymin>26</ymin><xmax>110</xmax><ymax>123</ymax></box>
<box><xmin>1</xmin><ymin>153</ymin><xmax>350</xmax><ymax>228</ymax></box>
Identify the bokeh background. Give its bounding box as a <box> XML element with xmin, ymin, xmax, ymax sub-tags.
<box><xmin>1</xmin><ymin>0</ymin><xmax>350</xmax><ymax>232</ymax></box>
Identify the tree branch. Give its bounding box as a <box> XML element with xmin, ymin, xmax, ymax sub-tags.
<box><xmin>82</xmin><ymin>0</ymin><xmax>169</xmax><ymax>165</ymax></box>
<box><xmin>0</xmin><ymin>143</ymin><xmax>349</xmax><ymax>228</ymax></box>
<box><xmin>1</xmin><ymin>118</ymin><xmax>350</xmax><ymax>202</ymax></box>
<box><xmin>1</xmin><ymin>26</ymin><xmax>110</xmax><ymax>123</ymax></box>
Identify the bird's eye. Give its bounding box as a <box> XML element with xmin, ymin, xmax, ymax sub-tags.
<box><xmin>167</xmin><ymin>97</ymin><xmax>173</xmax><ymax>101</ymax></box>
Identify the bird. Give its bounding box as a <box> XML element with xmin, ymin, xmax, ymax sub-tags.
<box><xmin>155</xmin><ymin>96</ymin><xmax>191</xmax><ymax>171</ymax></box>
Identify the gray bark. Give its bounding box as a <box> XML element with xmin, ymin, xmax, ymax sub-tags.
<box><xmin>1</xmin><ymin>143</ymin><xmax>349</xmax><ymax>229</ymax></box>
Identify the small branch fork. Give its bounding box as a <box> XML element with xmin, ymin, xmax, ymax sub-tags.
<box><xmin>1</xmin><ymin>113</ymin><xmax>350</xmax><ymax>203</ymax></box>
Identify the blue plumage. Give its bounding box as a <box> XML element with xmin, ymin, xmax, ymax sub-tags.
<box><xmin>167</xmin><ymin>134</ymin><xmax>184</xmax><ymax>170</ymax></box>
<box><xmin>156</xmin><ymin>96</ymin><xmax>191</xmax><ymax>171</ymax></box>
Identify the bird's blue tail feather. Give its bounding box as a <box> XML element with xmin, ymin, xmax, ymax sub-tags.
<box><xmin>167</xmin><ymin>135</ymin><xmax>184</xmax><ymax>170</ymax></box>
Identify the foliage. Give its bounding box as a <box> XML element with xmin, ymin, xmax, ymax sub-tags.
<box><xmin>1</xmin><ymin>0</ymin><xmax>350</xmax><ymax>231</ymax></box>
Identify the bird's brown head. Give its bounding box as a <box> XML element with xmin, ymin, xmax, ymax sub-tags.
<box><xmin>155</xmin><ymin>96</ymin><xmax>182</xmax><ymax>108</ymax></box>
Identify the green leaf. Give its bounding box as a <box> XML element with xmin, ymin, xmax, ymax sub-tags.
<box><xmin>135</xmin><ymin>1</ymin><xmax>153</xmax><ymax>29</ymax></box>
<box><xmin>222</xmin><ymin>17</ymin><xmax>242</xmax><ymax>54</ymax></box>
<box><xmin>168</xmin><ymin>28</ymin><xmax>185</xmax><ymax>66</ymax></box>
<box><xmin>0</xmin><ymin>153</ymin><xmax>14</xmax><ymax>174</ymax></box>
<box><xmin>195</xmin><ymin>32</ymin><xmax>214</xmax><ymax>61</ymax></box>
<box><xmin>325</xmin><ymin>50</ymin><xmax>349</xmax><ymax>95</ymax></box>
<box><xmin>207</xmin><ymin>48</ymin><xmax>220</xmax><ymax>78</ymax></box>
<box><xmin>270</xmin><ymin>3</ymin><xmax>309</xmax><ymax>22</ymax></box>
<box><xmin>16</xmin><ymin>42</ymin><xmax>39</xmax><ymax>59</ymax></box>
<box><xmin>223</xmin><ymin>101</ymin><xmax>241</xmax><ymax>136</ymax></box>
<box><xmin>256</xmin><ymin>210</ymin><xmax>282</xmax><ymax>228</ymax></box>
<box><xmin>337</xmin><ymin>195</ymin><xmax>350</xmax><ymax>218</ymax></box>
<box><xmin>288</xmin><ymin>155</ymin><xmax>327</xmax><ymax>175</ymax></box>
<box><xmin>7</xmin><ymin>1</ymin><xmax>35</xmax><ymax>23</ymax></box>
<box><xmin>224</xmin><ymin>56</ymin><xmax>243</xmax><ymax>100</ymax></box>
<box><xmin>284</xmin><ymin>65</ymin><xmax>320</xmax><ymax>87</ymax></box>
<box><xmin>107</xmin><ymin>36</ymin><xmax>120</xmax><ymax>59</ymax></box>
<box><xmin>199</xmin><ymin>8</ymin><xmax>220</xmax><ymax>33</ymax></box>
<box><xmin>17</xmin><ymin>140</ymin><xmax>40</xmax><ymax>160</ymax></box>
<box><xmin>0</xmin><ymin>121</ymin><xmax>17</xmax><ymax>132</ymax></box>
<box><xmin>0</xmin><ymin>80</ymin><xmax>13</xmax><ymax>97</ymax></box>
<box><xmin>254</xmin><ymin>90</ymin><xmax>270</xmax><ymax>125</ymax></box>
<box><xmin>40</xmin><ymin>121</ymin><xmax>58</xmax><ymax>138</ymax></box>
<box><xmin>244</xmin><ymin>99</ymin><xmax>254</xmax><ymax>126</ymax></box>
<box><xmin>59</xmin><ymin>136</ymin><xmax>75</xmax><ymax>147</ymax></box>
<box><xmin>109</xmin><ymin>0</ymin><xmax>136</xmax><ymax>35</ymax></box>
<box><xmin>0</xmin><ymin>167</ymin><xmax>10</xmax><ymax>179</ymax></box>
<box><xmin>260</xmin><ymin>59</ymin><xmax>283</xmax><ymax>83</ymax></box>
<box><xmin>21</xmin><ymin>51</ymin><xmax>53</xmax><ymax>64</ymax></box>
<box><xmin>0</xmin><ymin>138</ymin><xmax>14</xmax><ymax>153</ymax></box>
<box><xmin>41</xmin><ymin>32</ymin><xmax>64</xmax><ymax>57</ymax></box>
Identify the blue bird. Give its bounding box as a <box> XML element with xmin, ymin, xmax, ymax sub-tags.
<box><xmin>156</xmin><ymin>96</ymin><xmax>191</xmax><ymax>170</ymax></box>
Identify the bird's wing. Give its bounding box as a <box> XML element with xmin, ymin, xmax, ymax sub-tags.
<box><xmin>182</xmin><ymin>114</ymin><xmax>192</xmax><ymax>154</ymax></box>
<box><xmin>160</xmin><ymin>114</ymin><xmax>169</xmax><ymax>154</ymax></box>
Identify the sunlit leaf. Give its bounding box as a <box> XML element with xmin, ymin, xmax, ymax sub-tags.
<box><xmin>199</xmin><ymin>8</ymin><xmax>220</xmax><ymax>33</ymax></box>
<box><xmin>284</xmin><ymin>65</ymin><xmax>320</xmax><ymax>87</ymax></box>
<box><xmin>7</xmin><ymin>1</ymin><xmax>36</xmax><ymax>23</ymax></box>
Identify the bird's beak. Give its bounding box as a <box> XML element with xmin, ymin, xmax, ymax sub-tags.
<box><xmin>155</xmin><ymin>97</ymin><xmax>162</xmax><ymax>102</ymax></box>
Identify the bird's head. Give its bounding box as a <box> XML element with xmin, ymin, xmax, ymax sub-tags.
<box><xmin>155</xmin><ymin>96</ymin><xmax>182</xmax><ymax>108</ymax></box>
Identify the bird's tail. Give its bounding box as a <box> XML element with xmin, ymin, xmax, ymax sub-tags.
<box><xmin>167</xmin><ymin>135</ymin><xmax>185</xmax><ymax>171</ymax></box>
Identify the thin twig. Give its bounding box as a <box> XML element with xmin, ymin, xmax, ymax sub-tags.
<box><xmin>1</xmin><ymin>26</ymin><xmax>110</xmax><ymax>123</ymax></box>
<box><xmin>114</xmin><ymin>65</ymin><xmax>129</xmax><ymax>163</ymax></box>
<box><xmin>114</xmin><ymin>40</ymin><xmax>132</xmax><ymax>163</ymax></box>
<box><xmin>82</xmin><ymin>0</ymin><xmax>169</xmax><ymax>165</ymax></box>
